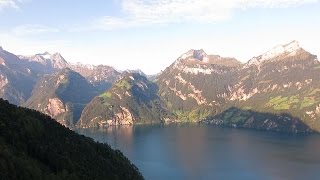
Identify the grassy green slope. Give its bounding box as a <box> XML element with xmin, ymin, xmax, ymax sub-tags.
<box><xmin>78</xmin><ymin>73</ymin><xmax>174</xmax><ymax>128</ymax></box>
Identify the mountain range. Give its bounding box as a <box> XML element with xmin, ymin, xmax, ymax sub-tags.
<box><xmin>0</xmin><ymin>40</ymin><xmax>319</xmax><ymax>133</ymax></box>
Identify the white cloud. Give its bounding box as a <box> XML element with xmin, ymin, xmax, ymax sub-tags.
<box><xmin>13</xmin><ymin>24</ymin><xmax>60</xmax><ymax>36</ymax></box>
<box><xmin>91</xmin><ymin>0</ymin><xmax>318</xmax><ymax>30</ymax></box>
<box><xmin>0</xmin><ymin>0</ymin><xmax>18</xmax><ymax>10</ymax></box>
<box><xmin>0</xmin><ymin>0</ymin><xmax>31</xmax><ymax>10</ymax></box>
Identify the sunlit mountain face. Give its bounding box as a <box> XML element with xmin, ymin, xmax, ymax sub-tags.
<box><xmin>157</xmin><ymin>41</ymin><xmax>320</xmax><ymax>132</ymax></box>
<box><xmin>2</xmin><ymin>40</ymin><xmax>319</xmax><ymax>133</ymax></box>
<box><xmin>1</xmin><ymin>1</ymin><xmax>320</xmax><ymax>180</ymax></box>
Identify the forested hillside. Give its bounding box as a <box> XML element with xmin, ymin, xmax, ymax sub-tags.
<box><xmin>0</xmin><ymin>99</ymin><xmax>143</xmax><ymax>180</ymax></box>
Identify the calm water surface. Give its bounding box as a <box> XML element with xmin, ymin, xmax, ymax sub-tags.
<box><xmin>77</xmin><ymin>124</ymin><xmax>320</xmax><ymax>180</ymax></box>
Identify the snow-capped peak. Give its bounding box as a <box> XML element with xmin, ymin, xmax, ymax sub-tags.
<box><xmin>260</xmin><ymin>40</ymin><xmax>300</xmax><ymax>61</ymax></box>
<box><xmin>52</xmin><ymin>52</ymin><xmax>64</xmax><ymax>61</ymax></box>
<box><xmin>21</xmin><ymin>51</ymin><xmax>68</xmax><ymax>69</ymax></box>
<box><xmin>37</xmin><ymin>52</ymin><xmax>52</xmax><ymax>59</ymax></box>
<box><xmin>248</xmin><ymin>40</ymin><xmax>301</xmax><ymax>66</ymax></box>
<box><xmin>124</xmin><ymin>69</ymin><xmax>146</xmax><ymax>76</ymax></box>
<box><xmin>70</xmin><ymin>62</ymin><xmax>96</xmax><ymax>70</ymax></box>
<box><xmin>284</xmin><ymin>40</ymin><xmax>300</xmax><ymax>52</ymax></box>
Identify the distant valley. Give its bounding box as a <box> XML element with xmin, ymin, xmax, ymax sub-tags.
<box><xmin>0</xmin><ymin>40</ymin><xmax>319</xmax><ymax>133</ymax></box>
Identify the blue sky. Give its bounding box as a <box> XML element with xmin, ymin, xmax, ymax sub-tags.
<box><xmin>0</xmin><ymin>0</ymin><xmax>320</xmax><ymax>74</ymax></box>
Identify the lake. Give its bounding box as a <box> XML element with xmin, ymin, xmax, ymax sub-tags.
<box><xmin>77</xmin><ymin>124</ymin><xmax>320</xmax><ymax>180</ymax></box>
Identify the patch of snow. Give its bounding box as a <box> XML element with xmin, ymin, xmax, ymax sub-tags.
<box><xmin>261</xmin><ymin>40</ymin><xmax>300</xmax><ymax>61</ymax></box>
<box><xmin>202</xmin><ymin>56</ymin><xmax>210</xmax><ymax>63</ymax></box>
<box><xmin>246</xmin><ymin>40</ymin><xmax>301</xmax><ymax>66</ymax></box>
<box><xmin>173</xmin><ymin>63</ymin><xmax>227</xmax><ymax>75</ymax></box>
<box><xmin>71</xmin><ymin>62</ymin><xmax>96</xmax><ymax>70</ymax></box>
<box><xmin>182</xmin><ymin>67</ymin><xmax>214</xmax><ymax>75</ymax></box>
<box><xmin>38</xmin><ymin>52</ymin><xmax>52</xmax><ymax>59</ymax></box>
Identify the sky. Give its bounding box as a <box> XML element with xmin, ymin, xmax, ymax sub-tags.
<box><xmin>0</xmin><ymin>0</ymin><xmax>320</xmax><ymax>74</ymax></box>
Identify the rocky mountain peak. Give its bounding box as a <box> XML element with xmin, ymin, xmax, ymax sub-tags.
<box><xmin>30</xmin><ymin>51</ymin><xmax>68</xmax><ymax>69</ymax></box>
<box><xmin>0</xmin><ymin>46</ymin><xmax>3</xmax><ymax>51</ymax></box>
<box><xmin>51</xmin><ymin>52</ymin><xmax>58</xmax><ymax>57</ymax></box>
<box><xmin>119</xmin><ymin>72</ymin><xmax>145</xmax><ymax>83</ymax></box>
<box><xmin>172</xmin><ymin>49</ymin><xmax>240</xmax><ymax>70</ymax></box>
<box><xmin>247</xmin><ymin>40</ymin><xmax>303</xmax><ymax>66</ymax></box>
<box><xmin>261</xmin><ymin>40</ymin><xmax>300</xmax><ymax>60</ymax></box>
<box><xmin>284</xmin><ymin>40</ymin><xmax>300</xmax><ymax>51</ymax></box>
<box><xmin>52</xmin><ymin>52</ymin><xmax>63</xmax><ymax>58</ymax></box>
<box><xmin>36</xmin><ymin>52</ymin><xmax>52</xmax><ymax>59</ymax></box>
<box><xmin>123</xmin><ymin>69</ymin><xmax>147</xmax><ymax>77</ymax></box>
<box><xmin>180</xmin><ymin>49</ymin><xmax>208</xmax><ymax>61</ymax></box>
<box><xmin>51</xmin><ymin>53</ymin><xmax>68</xmax><ymax>68</ymax></box>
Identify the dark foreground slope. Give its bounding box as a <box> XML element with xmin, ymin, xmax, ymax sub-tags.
<box><xmin>0</xmin><ymin>99</ymin><xmax>143</xmax><ymax>180</ymax></box>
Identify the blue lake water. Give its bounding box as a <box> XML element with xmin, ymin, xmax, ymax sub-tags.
<box><xmin>77</xmin><ymin>124</ymin><xmax>320</xmax><ymax>180</ymax></box>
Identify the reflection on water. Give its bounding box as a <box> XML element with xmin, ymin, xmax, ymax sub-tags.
<box><xmin>172</xmin><ymin>125</ymin><xmax>208</xmax><ymax>179</ymax></box>
<box><xmin>77</xmin><ymin>124</ymin><xmax>320</xmax><ymax>180</ymax></box>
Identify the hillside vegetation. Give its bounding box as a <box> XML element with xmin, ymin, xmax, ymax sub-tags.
<box><xmin>0</xmin><ymin>99</ymin><xmax>143</xmax><ymax>180</ymax></box>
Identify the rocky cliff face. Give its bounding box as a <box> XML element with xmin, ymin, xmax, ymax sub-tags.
<box><xmin>78</xmin><ymin>73</ymin><xmax>174</xmax><ymax>128</ymax></box>
<box><xmin>0</xmin><ymin>47</ymin><xmax>36</xmax><ymax>105</ymax></box>
<box><xmin>225</xmin><ymin>41</ymin><xmax>320</xmax><ymax>131</ymax></box>
<box><xmin>23</xmin><ymin>68</ymin><xmax>99</xmax><ymax>127</ymax></box>
<box><xmin>157</xmin><ymin>49</ymin><xmax>241</xmax><ymax>121</ymax></box>
<box><xmin>1</xmin><ymin>41</ymin><xmax>320</xmax><ymax>132</ymax></box>
<box><xmin>157</xmin><ymin>41</ymin><xmax>320</xmax><ymax>132</ymax></box>
<box><xmin>19</xmin><ymin>52</ymin><xmax>69</xmax><ymax>73</ymax></box>
<box><xmin>20</xmin><ymin>52</ymin><xmax>121</xmax><ymax>93</ymax></box>
<box><xmin>0</xmin><ymin>47</ymin><xmax>126</xmax><ymax>128</ymax></box>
